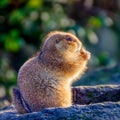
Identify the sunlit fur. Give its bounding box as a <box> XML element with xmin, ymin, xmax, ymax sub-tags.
<box><xmin>13</xmin><ymin>31</ymin><xmax>91</xmax><ymax>113</ymax></box>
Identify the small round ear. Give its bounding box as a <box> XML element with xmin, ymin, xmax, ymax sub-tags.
<box><xmin>56</xmin><ymin>39</ymin><xmax>60</xmax><ymax>44</ymax></box>
<box><xmin>55</xmin><ymin>40</ymin><xmax>67</xmax><ymax>53</ymax></box>
<box><xmin>55</xmin><ymin>40</ymin><xmax>62</xmax><ymax>50</ymax></box>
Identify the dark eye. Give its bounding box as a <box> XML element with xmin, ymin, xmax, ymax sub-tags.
<box><xmin>66</xmin><ymin>36</ymin><xmax>72</xmax><ymax>41</ymax></box>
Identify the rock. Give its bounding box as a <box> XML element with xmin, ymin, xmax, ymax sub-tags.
<box><xmin>0</xmin><ymin>85</ymin><xmax>120</xmax><ymax>120</ymax></box>
<box><xmin>0</xmin><ymin>102</ymin><xmax>120</xmax><ymax>120</ymax></box>
<box><xmin>72</xmin><ymin>85</ymin><xmax>120</xmax><ymax>104</ymax></box>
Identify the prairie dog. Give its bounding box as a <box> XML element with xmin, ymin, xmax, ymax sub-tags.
<box><xmin>12</xmin><ymin>31</ymin><xmax>90</xmax><ymax>114</ymax></box>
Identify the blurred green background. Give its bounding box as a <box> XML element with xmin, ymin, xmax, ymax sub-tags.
<box><xmin>0</xmin><ymin>0</ymin><xmax>120</xmax><ymax>108</ymax></box>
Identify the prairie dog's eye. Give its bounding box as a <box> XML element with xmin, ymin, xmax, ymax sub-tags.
<box><xmin>66</xmin><ymin>36</ymin><xmax>72</xmax><ymax>41</ymax></box>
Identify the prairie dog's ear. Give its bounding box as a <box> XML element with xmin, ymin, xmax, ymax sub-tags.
<box><xmin>55</xmin><ymin>40</ymin><xmax>65</xmax><ymax>52</ymax></box>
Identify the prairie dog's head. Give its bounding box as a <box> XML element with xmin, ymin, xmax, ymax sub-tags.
<box><xmin>42</xmin><ymin>31</ymin><xmax>90</xmax><ymax>60</ymax></box>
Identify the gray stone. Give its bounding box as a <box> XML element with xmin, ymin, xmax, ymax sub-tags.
<box><xmin>72</xmin><ymin>85</ymin><xmax>120</xmax><ymax>105</ymax></box>
<box><xmin>0</xmin><ymin>102</ymin><xmax>120</xmax><ymax>120</ymax></box>
<box><xmin>0</xmin><ymin>85</ymin><xmax>120</xmax><ymax>120</ymax></box>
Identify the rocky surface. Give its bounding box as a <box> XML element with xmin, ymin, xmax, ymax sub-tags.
<box><xmin>0</xmin><ymin>85</ymin><xmax>120</xmax><ymax>120</ymax></box>
<box><xmin>72</xmin><ymin>85</ymin><xmax>120</xmax><ymax>105</ymax></box>
<box><xmin>0</xmin><ymin>102</ymin><xmax>120</xmax><ymax>120</ymax></box>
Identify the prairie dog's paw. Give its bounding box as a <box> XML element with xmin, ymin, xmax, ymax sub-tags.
<box><xmin>80</xmin><ymin>48</ymin><xmax>91</xmax><ymax>60</ymax></box>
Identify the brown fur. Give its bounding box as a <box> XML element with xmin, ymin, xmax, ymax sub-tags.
<box><xmin>14</xmin><ymin>31</ymin><xmax>90</xmax><ymax>113</ymax></box>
